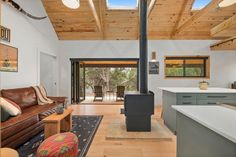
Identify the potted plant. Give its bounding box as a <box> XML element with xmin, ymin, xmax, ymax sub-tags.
<box><xmin>199</xmin><ymin>81</ymin><xmax>209</xmax><ymax>90</ymax></box>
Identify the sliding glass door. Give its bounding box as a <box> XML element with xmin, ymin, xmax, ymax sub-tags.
<box><xmin>71</xmin><ymin>58</ymin><xmax>139</xmax><ymax>103</ymax></box>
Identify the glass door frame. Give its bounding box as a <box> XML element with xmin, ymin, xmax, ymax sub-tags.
<box><xmin>70</xmin><ymin>58</ymin><xmax>139</xmax><ymax>104</ymax></box>
<box><xmin>79</xmin><ymin>62</ymin><xmax>86</xmax><ymax>102</ymax></box>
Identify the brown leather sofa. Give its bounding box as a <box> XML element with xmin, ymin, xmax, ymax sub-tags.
<box><xmin>0</xmin><ymin>87</ymin><xmax>67</xmax><ymax>148</ymax></box>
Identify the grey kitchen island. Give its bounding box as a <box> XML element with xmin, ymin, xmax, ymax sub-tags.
<box><xmin>173</xmin><ymin>105</ymin><xmax>236</xmax><ymax>157</ymax></box>
<box><xmin>159</xmin><ymin>87</ymin><xmax>236</xmax><ymax>133</ymax></box>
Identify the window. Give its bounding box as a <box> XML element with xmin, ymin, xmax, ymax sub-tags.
<box><xmin>165</xmin><ymin>56</ymin><xmax>210</xmax><ymax>78</ymax></box>
<box><xmin>107</xmin><ymin>0</ymin><xmax>138</xmax><ymax>10</ymax></box>
<box><xmin>192</xmin><ymin>0</ymin><xmax>211</xmax><ymax>10</ymax></box>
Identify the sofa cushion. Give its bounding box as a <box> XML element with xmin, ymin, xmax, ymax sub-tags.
<box><xmin>0</xmin><ymin>97</ymin><xmax>22</xmax><ymax>116</ymax></box>
<box><xmin>1</xmin><ymin>115</ymin><xmax>39</xmax><ymax>140</ymax></box>
<box><xmin>1</xmin><ymin>87</ymin><xmax>38</xmax><ymax>110</ymax></box>
<box><xmin>1</xmin><ymin>117</ymin><xmax>43</xmax><ymax>148</ymax></box>
<box><xmin>1</xmin><ymin>106</ymin><xmax>11</xmax><ymax>122</ymax></box>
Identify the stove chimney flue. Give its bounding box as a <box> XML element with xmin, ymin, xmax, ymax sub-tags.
<box><xmin>139</xmin><ymin>0</ymin><xmax>148</xmax><ymax>94</ymax></box>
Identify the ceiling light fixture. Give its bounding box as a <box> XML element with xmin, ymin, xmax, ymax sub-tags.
<box><xmin>219</xmin><ymin>0</ymin><xmax>236</xmax><ymax>7</ymax></box>
<box><xmin>62</xmin><ymin>0</ymin><xmax>80</xmax><ymax>9</ymax></box>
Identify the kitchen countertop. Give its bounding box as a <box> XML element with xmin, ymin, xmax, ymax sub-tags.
<box><xmin>158</xmin><ymin>87</ymin><xmax>236</xmax><ymax>93</ymax></box>
<box><xmin>172</xmin><ymin>105</ymin><xmax>236</xmax><ymax>143</ymax></box>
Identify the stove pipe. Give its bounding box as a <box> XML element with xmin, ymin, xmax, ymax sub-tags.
<box><xmin>139</xmin><ymin>0</ymin><xmax>148</xmax><ymax>94</ymax></box>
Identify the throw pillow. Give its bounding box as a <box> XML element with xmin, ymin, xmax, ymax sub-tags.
<box><xmin>1</xmin><ymin>105</ymin><xmax>11</xmax><ymax>122</ymax></box>
<box><xmin>0</xmin><ymin>97</ymin><xmax>22</xmax><ymax>116</ymax></box>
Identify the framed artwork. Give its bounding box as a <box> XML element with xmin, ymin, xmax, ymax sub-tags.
<box><xmin>0</xmin><ymin>25</ymin><xmax>11</xmax><ymax>42</ymax></box>
<box><xmin>0</xmin><ymin>43</ymin><xmax>18</xmax><ymax>72</ymax></box>
<box><xmin>149</xmin><ymin>61</ymin><xmax>159</xmax><ymax>75</ymax></box>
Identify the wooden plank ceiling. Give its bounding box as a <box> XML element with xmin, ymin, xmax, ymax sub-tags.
<box><xmin>42</xmin><ymin>0</ymin><xmax>236</xmax><ymax>40</ymax></box>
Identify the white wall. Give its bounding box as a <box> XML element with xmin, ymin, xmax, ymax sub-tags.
<box><xmin>0</xmin><ymin>0</ymin><xmax>59</xmax><ymax>89</ymax></box>
<box><xmin>58</xmin><ymin>40</ymin><xmax>236</xmax><ymax>104</ymax></box>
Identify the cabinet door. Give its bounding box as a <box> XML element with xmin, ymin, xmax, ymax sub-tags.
<box><xmin>163</xmin><ymin>91</ymin><xmax>177</xmax><ymax>133</ymax></box>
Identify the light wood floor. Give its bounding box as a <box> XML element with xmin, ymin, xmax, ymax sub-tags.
<box><xmin>80</xmin><ymin>96</ymin><xmax>123</xmax><ymax>105</ymax></box>
<box><xmin>70</xmin><ymin>105</ymin><xmax>176</xmax><ymax>157</ymax></box>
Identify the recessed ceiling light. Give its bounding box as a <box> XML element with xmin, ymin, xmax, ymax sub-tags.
<box><xmin>62</xmin><ymin>0</ymin><xmax>80</xmax><ymax>9</ymax></box>
<box><xmin>219</xmin><ymin>0</ymin><xmax>236</xmax><ymax>7</ymax></box>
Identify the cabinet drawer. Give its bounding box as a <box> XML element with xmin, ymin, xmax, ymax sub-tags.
<box><xmin>197</xmin><ymin>99</ymin><xmax>236</xmax><ymax>105</ymax></box>
<box><xmin>177</xmin><ymin>94</ymin><xmax>197</xmax><ymax>105</ymax></box>
<box><xmin>177</xmin><ymin>98</ymin><xmax>197</xmax><ymax>105</ymax></box>
<box><xmin>197</xmin><ymin>94</ymin><xmax>236</xmax><ymax>100</ymax></box>
<box><xmin>177</xmin><ymin>94</ymin><xmax>197</xmax><ymax>100</ymax></box>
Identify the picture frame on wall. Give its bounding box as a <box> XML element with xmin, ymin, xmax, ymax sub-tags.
<box><xmin>0</xmin><ymin>43</ymin><xmax>18</xmax><ymax>72</ymax></box>
<box><xmin>0</xmin><ymin>25</ymin><xmax>11</xmax><ymax>42</ymax></box>
<box><xmin>149</xmin><ymin>61</ymin><xmax>159</xmax><ymax>74</ymax></box>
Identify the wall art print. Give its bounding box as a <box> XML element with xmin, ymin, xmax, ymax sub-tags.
<box><xmin>0</xmin><ymin>43</ymin><xmax>18</xmax><ymax>72</ymax></box>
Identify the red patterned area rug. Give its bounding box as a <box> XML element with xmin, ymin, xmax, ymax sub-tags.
<box><xmin>17</xmin><ymin>115</ymin><xmax>103</xmax><ymax>157</ymax></box>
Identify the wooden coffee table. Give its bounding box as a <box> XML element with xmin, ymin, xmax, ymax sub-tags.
<box><xmin>43</xmin><ymin>108</ymin><xmax>73</xmax><ymax>139</ymax></box>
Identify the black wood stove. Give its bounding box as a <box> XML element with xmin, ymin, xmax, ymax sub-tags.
<box><xmin>124</xmin><ymin>91</ymin><xmax>154</xmax><ymax>131</ymax></box>
<box><xmin>123</xmin><ymin>0</ymin><xmax>155</xmax><ymax>132</ymax></box>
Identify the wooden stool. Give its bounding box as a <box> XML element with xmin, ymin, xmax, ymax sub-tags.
<box><xmin>0</xmin><ymin>148</ymin><xmax>19</xmax><ymax>157</ymax></box>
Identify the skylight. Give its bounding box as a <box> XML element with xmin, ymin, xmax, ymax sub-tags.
<box><xmin>107</xmin><ymin>0</ymin><xmax>138</xmax><ymax>10</ymax></box>
<box><xmin>192</xmin><ymin>0</ymin><xmax>211</xmax><ymax>10</ymax></box>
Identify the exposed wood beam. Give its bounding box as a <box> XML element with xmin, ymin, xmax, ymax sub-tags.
<box><xmin>58</xmin><ymin>32</ymin><xmax>103</xmax><ymax>40</ymax></box>
<box><xmin>137</xmin><ymin>0</ymin><xmax>140</xmax><ymax>39</ymax></box>
<box><xmin>210</xmin><ymin>36</ymin><xmax>236</xmax><ymax>50</ymax></box>
<box><xmin>211</xmin><ymin>14</ymin><xmax>236</xmax><ymax>38</ymax></box>
<box><xmin>174</xmin><ymin>0</ymin><xmax>223</xmax><ymax>36</ymax></box>
<box><xmin>170</xmin><ymin>0</ymin><xmax>189</xmax><ymax>38</ymax></box>
<box><xmin>88</xmin><ymin>0</ymin><xmax>102</xmax><ymax>32</ymax></box>
<box><xmin>99</xmin><ymin>0</ymin><xmax>105</xmax><ymax>39</ymax></box>
<box><xmin>0</xmin><ymin>2</ymin><xmax>2</xmax><ymax>25</ymax></box>
<box><xmin>147</xmin><ymin>0</ymin><xmax>156</xmax><ymax>17</ymax></box>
